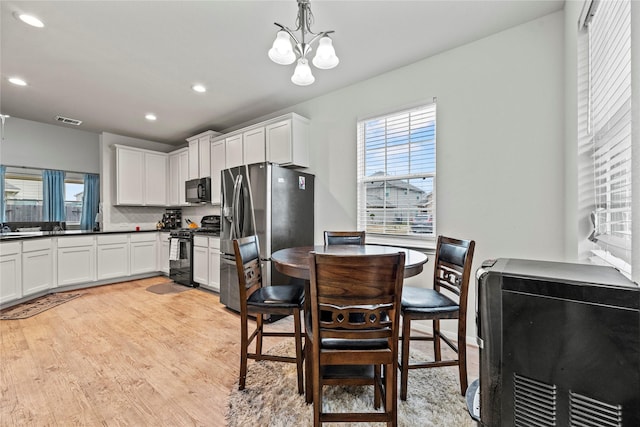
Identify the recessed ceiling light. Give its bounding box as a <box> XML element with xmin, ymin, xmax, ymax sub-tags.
<box><xmin>192</xmin><ymin>84</ymin><xmax>206</xmax><ymax>93</ymax></box>
<box><xmin>8</xmin><ymin>77</ymin><xmax>27</xmax><ymax>86</ymax></box>
<box><xmin>145</xmin><ymin>113</ymin><xmax>157</xmax><ymax>121</ymax></box>
<box><xmin>14</xmin><ymin>12</ymin><xmax>44</xmax><ymax>28</ymax></box>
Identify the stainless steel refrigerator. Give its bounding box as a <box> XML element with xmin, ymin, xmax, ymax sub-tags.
<box><xmin>219</xmin><ymin>162</ymin><xmax>314</xmax><ymax>312</ymax></box>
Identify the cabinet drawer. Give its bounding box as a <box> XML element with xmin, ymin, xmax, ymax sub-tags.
<box><xmin>209</xmin><ymin>237</ymin><xmax>220</xmax><ymax>250</ymax></box>
<box><xmin>0</xmin><ymin>242</ymin><xmax>21</xmax><ymax>255</ymax></box>
<box><xmin>130</xmin><ymin>233</ymin><xmax>156</xmax><ymax>243</ymax></box>
<box><xmin>57</xmin><ymin>236</ymin><xmax>95</xmax><ymax>248</ymax></box>
<box><xmin>194</xmin><ymin>236</ymin><xmax>208</xmax><ymax>247</ymax></box>
<box><xmin>23</xmin><ymin>238</ymin><xmax>52</xmax><ymax>252</ymax></box>
<box><xmin>97</xmin><ymin>234</ymin><xmax>129</xmax><ymax>245</ymax></box>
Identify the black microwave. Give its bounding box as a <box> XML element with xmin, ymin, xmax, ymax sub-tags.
<box><xmin>185</xmin><ymin>177</ymin><xmax>211</xmax><ymax>203</ymax></box>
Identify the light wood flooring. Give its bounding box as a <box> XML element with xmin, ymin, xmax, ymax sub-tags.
<box><xmin>0</xmin><ymin>276</ymin><xmax>478</xmax><ymax>426</ymax></box>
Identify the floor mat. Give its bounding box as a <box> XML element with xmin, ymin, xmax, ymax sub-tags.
<box><xmin>1</xmin><ymin>292</ymin><xmax>83</xmax><ymax>320</ymax></box>
<box><xmin>146</xmin><ymin>282</ymin><xmax>193</xmax><ymax>295</ymax></box>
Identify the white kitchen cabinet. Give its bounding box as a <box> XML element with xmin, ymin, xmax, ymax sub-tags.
<box><xmin>225</xmin><ymin>134</ymin><xmax>243</xmax><ymax>169</ymax></box>
<box><xmin>96</xmin><ymin>234</ymin><xmax>129</xmax><ymax>280</ymax></box>
<box><xmin>158</xmin><ymin>232</ymin><xmax>170</xmax><ymax>274</ymax></box>
<box><xmin>57</xmin><ymin>236</ymin><xmax>96</xmax><ymax>286</ymax></box>
<box><xmin>169</xmin><ymin>148</ymin><xmax>189</xmax><ymax>206</ymax></box>
<box><xmin>22</xmin><ymin>238</ymin><xmax>53</xmax><ymax>296</ymax></box>
<box><xmin>207</xmin><ymin>237</ymin><xmax>221</xmax><ymax>292</ymax></box>
<box><xmin>0</xmin><ymin>242</ymin><xmax>22</xmax><ymax>304</ymax></box>
<box><xmin>243</xmin><ymin>127</ymin><xmax>265</xmax><ymax>165</ymax></box>
<box><xmin>193</xmin><ymin>236</ymin><xmax>208</xmax><ymax>286</ymax></box>
<box><xmin>144</xmin><ymin>151</ymin><xmax>168</xmax><ymax>206</ymax></box>
<box><xmin>130</xmin><ymin>233</ymin><xmax>157</xmax><ymax>275</ymax></box>
<box><xmin>115</xmin><ymin>145</ymin><xmax>168</xmax><ymax>206</ymax></box>
<box><xmin>210</xmin><ymin>140</ymin><xmax>225</xmax><ymax>205</ymax></box>
<box><xmin>115</xmin><ymin>146</ymin><xmax>144</xmax><ymax>205</ymax></box>
<box><xmin>265</xmin><ymin>113</ymin><xmax>310</xmax><ymax>167</ymax></box>
<box><xmin>188</xmin><ymin>130</ymin><xmax>219</xmax><ymax>179</ymax></box>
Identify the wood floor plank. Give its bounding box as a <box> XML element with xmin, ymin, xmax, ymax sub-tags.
<box><xmin>0</xmin><ymin>276</ymin><xmax>479</xmax><ymax>426</ymax></box>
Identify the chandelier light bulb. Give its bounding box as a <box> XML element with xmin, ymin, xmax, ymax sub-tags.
<box><xmin>291</xmin><ymin>58</ymin><xmax>315</xmax><ymax>86</ymax></box>
<box><xmin>268</xmin><ymin>31</ymin><xmax>296</xmax><ymax>65</ymax></box>
<box><xmin>312</xmin><ymin>36</ymin><xmax>339</xmax><ymax>70</ymax></box>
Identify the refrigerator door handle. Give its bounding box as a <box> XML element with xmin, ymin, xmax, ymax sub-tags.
<box><xmin>232</xmin><ymin>174</ymin><xmax>243</xmax><ymax>239</ymax></box>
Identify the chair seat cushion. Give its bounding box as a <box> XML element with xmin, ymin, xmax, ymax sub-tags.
<box><xmin>247</xmin><ymin>285</ymin><xmax>304</xmax><ymax>308</ymax></box>
<box><xmin>321</xmin><ymin>338</ymin><xmax>389</xmax><ymax>350</ymax></box>
<box><xmin>401</xmin><ymin>286</ymin><xmax>459</xmax><ymax>316</ymax></box>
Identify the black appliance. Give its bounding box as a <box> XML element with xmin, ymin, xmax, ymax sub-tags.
<box><xmin>195</xmin><ymin>215</ymin><xmax>221</xmax><ymax>235</ymax></box>
<box><xmin>220</xmin><ymin>162</ymin><xmax>314</xmax><ymax>313</ymax></box>
<box><xmin>475</xmin><ymin>258</ymin><xmax>639</xmax><ymax>426</ymax></box>
<box><xmin>186</xmin><ymin>177</ymin><xmax>211</xmax><ymax>203</ymax></box>
<box><xmin>168</xmin><ymin>229</ymin><xmax>197</xmax><ymax>287</ymax></box>
<box><xmin>162</xmin><ymin>208</ymin><xmax>182</xmax><ymax>230</ymax></box>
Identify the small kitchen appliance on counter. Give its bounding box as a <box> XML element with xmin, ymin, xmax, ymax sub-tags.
<box><xmin>162</xmin><ymin>209</ymin><xmax>182</xmax><ymax>230</ymax></box>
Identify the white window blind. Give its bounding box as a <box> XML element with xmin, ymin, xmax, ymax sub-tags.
<box><xmin>583</xmin><ymin>0</ymin><xmax>632</xmax><ymax>275</ymax></box>
<box><xmin>357</xmin><ymin>101</ymin><xmax>436</xmax><ymax>239</ymax></box>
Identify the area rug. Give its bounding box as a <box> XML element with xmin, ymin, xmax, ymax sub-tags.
<box><xmin>226</xmin><ymin>341</ymin><xmax>474</xmax><ymax>427</ymax></box>
<box><xmin>146</xmin><ymin>282</ymin><xmax>192</xmax><ymax>295</ymax></box>
<box><xmin>0</xmin><ymin>292</ymin><xmax>83</xmax><ymax>320</ymax></box>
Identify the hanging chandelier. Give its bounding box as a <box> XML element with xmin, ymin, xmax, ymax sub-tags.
<box><xmin>268</xmin><ymin>0</ymin><xmax>339</xmax><ymax>86</ymax></box>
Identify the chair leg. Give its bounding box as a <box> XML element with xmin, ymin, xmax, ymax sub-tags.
<box><xmin>239</xmin><ymin>314</ymin><xmax>249</xmax><ymax>390</ymax></box>
<box><xmin>305</xmin><ymin>335</ymin><xmax>313</xmax><ymax>403</ymax></box>
<box><xmin>433</xmin><ymin>318</ymin><xmax>442</xmax><ymax>361</ymax></box>
<box><xmin>400</xmin><ymin>315</ymin><xmax>411</xmax><ymax>401</ymax></box>
<box><xmin>457</xmin><ymin>326</ymin><xmax>468</xmax><ymax>395</ymax></box>
<box><xmin>255</xmin><ymin>313</ymin><xmax>263</xmax><ymax>359</ymax></box>
<box><xmin>386</xmin><ymin>362</ymin><xmax>397</xmax><ymax>427</ymax></box>
<box><xmin>294</xmin><ymin>308</ymin><xmax>304</xmax><ymax>395</ymax></box>
<box><xmin>373</xmin><ymin>365</ymin><xmax>381</xmax><ymax>409</ymax></box>
<box><xmin>312</xmin><ymin>350</ymin><xmax>322</xmax><ymax>427</ymax></box>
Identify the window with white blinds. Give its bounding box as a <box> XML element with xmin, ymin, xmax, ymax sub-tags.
<box><xmin>356</xmin><ymin>101</ymin><xmax>436</xmax><ymax>239</ymax></box>
<box><xmin>581</xmin><ymin>0</ymin><xmax>632</xmax><ymax>275</ymax></box>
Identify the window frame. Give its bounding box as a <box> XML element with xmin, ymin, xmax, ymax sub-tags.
<box><xmin>356</xmin><ymin>100</ymin><xmax>437</xmax><ymax>248</ymax></box>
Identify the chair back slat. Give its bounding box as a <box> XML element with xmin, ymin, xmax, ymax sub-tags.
<box><xmin>433</xmin><ymin>236</ymin><xmax>475</xmax><ymax>305</ymax></box>
<box><xmin>233</xmin><ymin>235</ymin><xmax>263</xmax><ymax>304</ymax></box>
<box><xmin>324</xmin><ymin>231</ymin><xmax>366</xmax><ymax>246</ymax></box>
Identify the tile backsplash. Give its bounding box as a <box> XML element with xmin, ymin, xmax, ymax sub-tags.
<box><xmin>106</xmin><ymin>204</ymin><xmax>220</xmax><ymax>231</ymax></box>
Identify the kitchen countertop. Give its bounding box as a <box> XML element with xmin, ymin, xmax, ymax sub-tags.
<box><xmin>0</xmin><ymin>229</ymin><xmax>161</xmax><ymax>241</ymax></box>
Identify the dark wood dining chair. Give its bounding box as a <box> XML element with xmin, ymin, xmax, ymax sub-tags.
<box><xmin>323</xmin><ymin>230</ymin><xmax>366</xmax><ymax>246</ymax></box>
<box><xmin>399</xmin><ymin>235</ymin><xmax>475</xmax><ymax>399</ymax></box>
<box><xmin>232</xmin><ymin>235</ymin><xmax>305</xmax><ymax>394</ymax></box>
<box><xmin>308</xmin><ymin>251</ymin><xmax>405</xmax><ymax>426</ymax></box>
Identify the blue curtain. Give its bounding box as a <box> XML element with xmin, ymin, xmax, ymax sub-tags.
<box><xmin>42</xmin><ymin>169</ymin><xmax>65</xmax><ymax>221</ymax></box>
<box><xmin>80</xmin><ymin>174</ymin><xmax>99</xmax><ymax>230</ymax></box>
<box><xmin>0</xmin><ymin>165</ymin><xmax>6</xmax><ymax>223</ymax></box>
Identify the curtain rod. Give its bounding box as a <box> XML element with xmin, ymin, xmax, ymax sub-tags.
<box><xmin>1</xmin><ymin>164</ymin><xmax>98</xmax><ymax>176</ymax></box>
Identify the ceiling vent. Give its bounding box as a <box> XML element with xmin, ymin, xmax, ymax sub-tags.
<box><xmin>55</xmin><ymin>115</ymin><xmax>82</xmax><ymax>126</ymax></box>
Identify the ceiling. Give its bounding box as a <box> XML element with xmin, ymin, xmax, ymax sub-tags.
<box><xmin>1</xmin><ymin>1</ymin><xmax>564</xmax><ymax>146</ymax></box>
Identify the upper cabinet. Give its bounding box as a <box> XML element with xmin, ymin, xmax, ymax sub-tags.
<box><xmin>115</xmin><ymin>145</ymin><xmax>168</xmax><ymax>206</ymax></box>
<box><xmin>210</xmin><ymin>140</ymin><xmax>226</xmax><ymax>205</ymax></box>
<box><xmin>225</xmin><ymin>134</ymin><xmax>243</xmax><ymax>169</ymax></box>
<box><xmin>168</xmin><ymin>147</ymin><xmax>189</xmax><ymax>206</ymax></box>
<box><xmin>187</xmin><ymin>130</ymin><xmax>220</xmax><ymax>179</ymax></box>
<box><xmin>243</xmin><ymin>127</ymin><xmax>266</xmax><ymax>165</ymax></box>
<box><xmin>266</xmin><ymin>113</ymin><xmax>309</xmax><ymax>168</ymax></box>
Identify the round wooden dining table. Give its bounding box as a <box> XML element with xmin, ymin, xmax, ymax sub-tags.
<box><xmin>271</xmin><ymin>244</ymin><xmax>428</xmax><ymax>281</ymax></box>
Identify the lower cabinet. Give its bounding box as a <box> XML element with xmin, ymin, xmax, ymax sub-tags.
<box><xmin>130</xmin><ymin>233</ymin><xmax>157</xmax><ymax>275</ymax></box>
<box><xmin>97</xmin><ymin>234</ymin><xmax>129</xmax><ymax>280</ymax></box>
<box><xmin>159</xmin><ymin>232</ymin><xmax>170</xmax><ymax>274</ymax></box>
<box><xmin>58</xmin><ymin>236</ymin><xmax>96</xmax><ymax>287</ymax></box>
<box><xmin>193</xmin><ymin>236</ymin><xmax>220</xmax><ymax>292</ymax></box>
<box><xmin>193</xmin><ymin>236</ymin><xmax>209</xmax><ymax>286</ymax></box>
<box><xmin>22</xmin><ymin>239</ymin><xmax>53</xmax><ymax>296</ymax></box>
<box><xmin>0</xmin><ymin>242</ymin><xmax>22</xmax><ymax>304</ymax></box>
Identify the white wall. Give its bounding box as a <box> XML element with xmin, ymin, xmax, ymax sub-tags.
<box><xmin>250</xmin><ymin>11</ymin><xmax>566</xmax><ymax>337</ymax></box>
<box><xmin>0</xmin><ymin>117</ymin><xmax>100</xmax><ymax>173</ymax></box>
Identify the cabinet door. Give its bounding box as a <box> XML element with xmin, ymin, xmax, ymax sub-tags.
<box><xmin>130</xmin><ymin>241</ymin><xmax>157</xmax><ymax>275</ymax></box>
<box><xmin>58</xmin><ymin>246</ymin><xmax>96</xmax><ymax>286</ymax></box>
<box><xmin>97</xmin><ymin>244</ymin><xmax>129</xmax><ymax>280</ymax></box>
<box><xmin>0</xmin><ymin>243</ymin><xmax>21</xmax><ymax>304</ymax></box>
<box><xmin>266</xmin><ymin>119</ymin><xmax>292</xmax><ymax>165</ymax></box>
<box><xmin>199</xmin><ymin>136</ymin><xmax>211</xmax><ymax>178</ymax></box>
<box><xmin>116</xmin><ymin>147</ymin><xmax>144</xmax><ymax>205</ymax></box>
<box><xmin>179</xmin><ymin>150</ymin><xmax>189</xmax><ymax>205</ymax></box>
<box><xmin>243</xmin><ymin>127</ymin><xmax>265</xmax><ymax>165</ymax></box>
<box><xmin>144</xmin><ymin>152</ymin><xmax>168</xmax><ymax>205</ymax></box>
<box><xmin>211</xmin><ymin>141</ymin><xmax>225</xmax><ymax>205</ymax></box>
<box><xmin>188</xmin><ymin>139</ymin><xmax>199</xmax><ymax>180</ymax></box>
<box><xmin>226</xmin><ymin>134</ymin><xmax>243</xmax><ymax>168</ymax></box>
<box><xmin>22</xmin><ymin>250</ymin><xmax>53</xmax><ymax>296</ymax></box>
<box><xmin>193</xmin><ymin>245</ymin><xmax>208</xmax><ymax>285</ymax></box>
<box><xmin>159</xmin><ymin>234</ymin><xmax>170</xmax><ymax>274</ymax></box>
<box><xmin>208</xmin><ymin>249</ymin><xmax>220</xmax><ymax>292</ymax></box>
<box><xmin>168</xmin><ymin>152</ymin><xmax>180</xmax><ymax>206</ymax></box>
